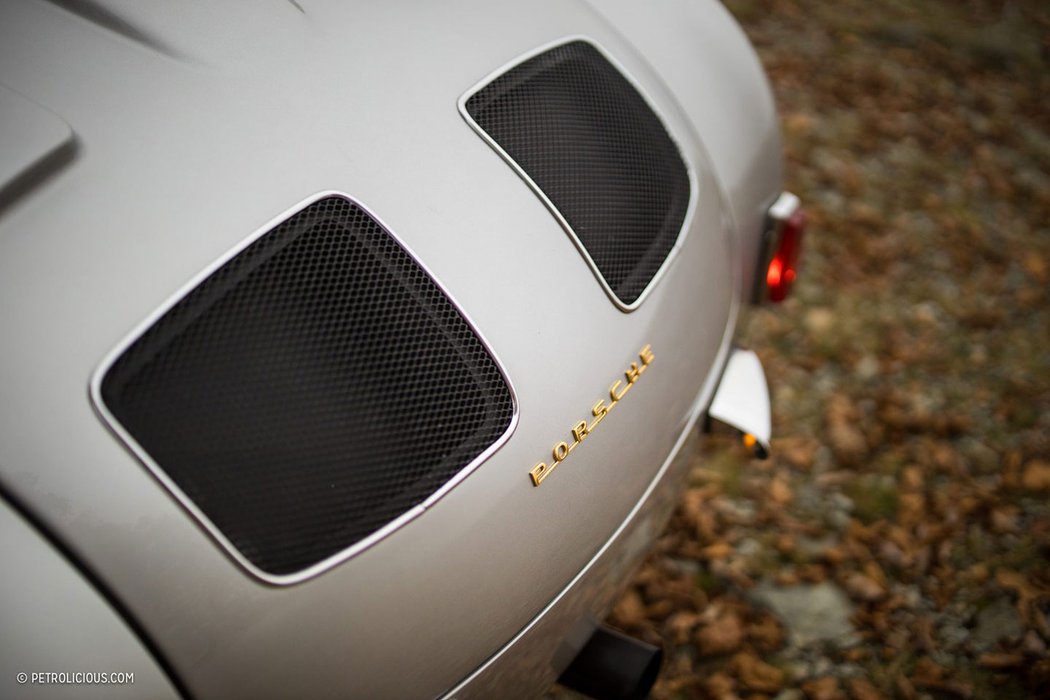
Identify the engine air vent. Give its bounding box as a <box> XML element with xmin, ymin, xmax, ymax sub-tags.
<box><xmin>462</xmin><ymin>39</ymin><xmax>693</xmax><ymax>308</ymax></box>
<box><xmin>96</xmin><ymin>195</ymin><xmax>515</xmax><ymax>581</ymax></box>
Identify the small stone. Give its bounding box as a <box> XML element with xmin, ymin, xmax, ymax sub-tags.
<box><xmin>936</xmin><ymin>621</ymin><xmax>969</xmax><ymax>650</ymax></box>
<box><xmin>751</xmin><ymin>581</ymin><xmax>855</xmax><ymax>647</ymax></box>
<box><xmin>854</xmin><ymin>355</ymin><xmax>879</xmax><ymax>380</ymax></box>
<box><xmin>805</xmin><ymin>307</ymin><xmax>836</xmax><ymax>334</ymax></box>
<box><xmin>912</xmin><ymin>302</ymin><xmax>940</xmax><ymax>325</ymax></box>
<box><xmin>664</xmin><ymin>557</ymin><xmax>702</xmax><ymax>578</ymax></box>
<box><xmin>972</xmin><ymin>597</ymin><xmax>1024</xmax><ymax>651</ymax></box>
<box><xmin>814</xmin><ymin>446</ymin><xmax>834</xmax><ymax>472</ymax></box>
<box><xmin>833</xmin><ymin>632</ymin><xmax>864</xmax><ymax>650</ymax></box>
<box><xmin>828</xmin><ymin>510</ymin><xmax>852</xmax><ymax>531</ymax></box>
<box><xmin>737</xmin><ymin>538</ymin><xmax>763</xmax><ymax>559</ymax></box>
<box><xmin>716</xmin><ymin>498</ymin><xmax>757</xmax><ymax>522</ymax></box>
<box><xmin>929</xmin><ymin>649</ymin><xmax>956</xmax><ymax>669</ymax></box>
<box><xmin>796</xmin><ymin>535</ymin><xmax>836</xmax><ymax>561</ymax></box>
<box><xmin>830</xmin><ymin>493</ymin><xmax>855</xmax><ymax>512</ymax></box>
<box><xmin>895</xmin><ymin>584</ymin><xmax>922</xmax><ymax>609</ymax></box>
<box><xmin>787</xmin><ymin>660</ymin><xmax>813</xmax><ymax>681</ymax></box>
<box><xmin>811</xmin><ymin>657</ymin><xmax>833</xmax><ymax>678</ymax></box>
<box><xmin>838</xmin><ymin>663</ymin><xmax>863</xmax><ymax>678</ymax></box>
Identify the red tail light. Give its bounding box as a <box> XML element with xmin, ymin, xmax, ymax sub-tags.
<box><xmin>763</xmin><ymin>193</ymin><xmax>805</xmax><ymax>303</ymax></box>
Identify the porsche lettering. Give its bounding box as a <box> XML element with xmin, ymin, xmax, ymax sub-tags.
<box><xmin>529</xmin><ymin>345</ymin><xmax>655</xmax><ymax>487</ymax></box>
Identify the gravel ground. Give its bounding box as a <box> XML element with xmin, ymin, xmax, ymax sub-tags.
<box><xmin>573</xmin><ymin>1</ymin><xmax>1050</xmax><ymax>698</ymax></box>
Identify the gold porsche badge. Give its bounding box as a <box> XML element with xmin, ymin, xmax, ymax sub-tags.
<box><xmin>529</xmin><ymin>344</ymin><xmax>654</xmax><ymax>487</ymax></box>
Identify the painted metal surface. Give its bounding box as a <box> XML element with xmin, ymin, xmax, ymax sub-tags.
<box><xmin>88</xmin><ymin>191</ymin><xmax>522</xmax><ymax>586</ymax></box>
<box><xmin>0</xmin><ymin>0</ymin><xmax>782</xmax><ymax>697</ymax></box>
<box><xmin>709</xmin><ymin>348</ymin><xmax>774</xmax><ymax>454</ymax></box>
<box><xmin>0</xmin><ymin>497</ymin><xmax>179</xmax><ymax>700</ymax></box>
<box><xmin>457</xmin><ymin>36</ymin><xmax>699</xmax><ymax>312</ymax></box>
<box><xmin>0</xmin><ymin>84</ymin><xmax>73</xmax><ymax>196</ymax></box>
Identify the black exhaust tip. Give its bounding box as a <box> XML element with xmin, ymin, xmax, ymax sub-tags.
<box><xmin>557</xmin><ymin>626</ymin><xmax>663</xmax><ymax>700</ymax></box>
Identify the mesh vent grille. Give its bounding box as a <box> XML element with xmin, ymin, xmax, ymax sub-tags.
<box><xmin>464</xmin><ymin>40</ymin><xmax>691</xmax><ymax>306</ymax></box>
<box><xmin>100</xmin><ymin>196</ymin><xmax>514</xmax><ymax>578</ymax></box>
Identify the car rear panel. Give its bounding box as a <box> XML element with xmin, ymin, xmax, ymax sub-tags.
<box><xmin>0</xmin><ymin>1</ymin><xmax>777</xmax><ymax>697</ymax></box>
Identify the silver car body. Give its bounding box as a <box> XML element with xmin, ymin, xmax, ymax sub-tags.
<box><xmin>0</xmin><ymin>0</ymin><xmax>782</xmax><ymax>697</ymax></box>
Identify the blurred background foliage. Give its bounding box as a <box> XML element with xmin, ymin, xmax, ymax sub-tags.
<box><xmin>599</xmin><ymin>1</ymin><xmax>1050</xmax><ymax>698</ymax></box>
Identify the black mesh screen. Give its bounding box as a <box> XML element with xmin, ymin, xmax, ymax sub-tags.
<box><xmin>465</xmin><ymin>40</ymin><xmax>691</xmax><ymax>306</ymax></box>
<box><xmin>100</xmin><ymin>197</ymin><xmax>514</xmax><ymax>577</ymax></box>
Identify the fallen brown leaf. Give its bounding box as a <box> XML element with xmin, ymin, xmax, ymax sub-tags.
<box><xmin>844</xmin><ymin>572</ymin><xmax>886</xmax><ymax>601</ymax></box>
<box><xmin>912</xmin><ymin>656</ymin><xmax>946</xmax><ymax>682</ymax></box>
<box><xmin>779</xmin><ymin>435</ymin><xmax>819</xmax><ymax>469</ymax></box>
<box><xmin>900</xmin><ymin>465</ymin><xmax>924</xmax><ymax>492</ymax></box>
<box><xmin>911</xmin><ymin>657</ymin><xmax>972</xmax><ymax>698</ymax></box>
<box><xmin>770</xmin><ymin>476</ymin><xmax>794</xmax><ymax>505</ymax></box>
<box><xmin>701</xmin><ymin>541</ymin><xmax>733</xmax><ymax>561</ymax></box>
<box><xmin>996</xmin><ymin>568</ymin><xmax>1050</xmax><ymax>624</ymax></box>
<box><xmin>1023</xmin><ymin>250</ymin><xmax>1049</xmax><ymax>283</ymax></box>
<box><xmin>1022</xmin><ymin>629</ymin><xmax>1047</xmax><ymax>657</ymax></box>
<box><xmin>775</xmin><ymin>533</ymin><xmax>796</xmax><ymax>554</ymax></box>
<box><xmin>695</xmin><ymin>608</ymin><xmax>744</xmax><ymax>657</ymax></box>
<box><xmin>977</xmin><ymin>652</ymin><xmax>1025</xmax><ymax>669</ymax></box>
<box><xmin>612</xmin><ymin>588</ymin><xmax>646</xmax><ymax>627</ymax></box>
<box><xmin>802</xmin><ymin>676</ymin><xmax>844</xmax><ymax>700</ymax></box>
<box><xmin>1022</xmin><ymin>460</ymin><xmax>1050</xmax><ymax>492</ymax></box>
<box><xmin>914</xmin><ymin>616</ymin><xmax>935</xmax><ymax>652</ymax></box>
<box><xmin>729</xmin><ymin>651</ymin><xmax>785</xmax><ymax>694</ymax></box>
<box><xmin>746</xmin><ymin>614</ymin><xmax>785</xmax><ymax>652</ymax></box>
<box><xmin>990</xmin><ymin>506</ymin><xmax>1020</xmax><ymax>534</ymax></box>
<box><xmin>1003</xmin><ymin>450</ymin><xmax>1023</xmax><ymax>490</ymax></box>
<box><xmin>821</xmin><ymin>544</ymin><xmax>848</xmax><ymax>564</ymax></box>
<box><xmin>828</xmin><ymin>423</ymin><xmax>868</xmax><ymax>464</ymax></box>
<box><xmin>894</xmin><ymin>676</ymin><xmax>917</xmax><ymax>700</ymax></box>
<box><xmin>846</xmin><ymin>677</ymin><xmax>885</xmax><ymax>700</ymax></box>
<box><xmin>898</xmin><ymin>493</ymin><xmax>925</xmax><ymax>527</ymax></box>
<box><xmin>702</xmin><ymin>671</ymin><xmax>739</xmax><ymax>700</ymax></box>
<box><xmin>663</xmin><ymin>611</ymin><xmax>700</xmax><ymax>645</ymax></box>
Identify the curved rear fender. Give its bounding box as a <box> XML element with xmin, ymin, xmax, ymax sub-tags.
<box><xmin>583</xmin><ymin>0</ymin><xmax>784</xmax><ymax>301</ymax></box>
